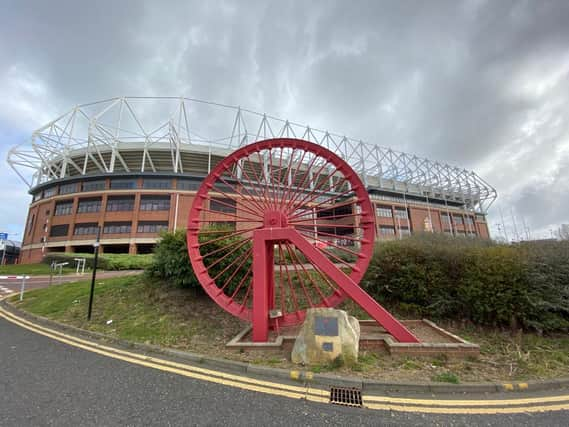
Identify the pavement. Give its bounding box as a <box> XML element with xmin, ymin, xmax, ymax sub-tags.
<box><xmin>1</xmin><ymin>295</ymin><xmax>569</xmax><ymax>426</ymax></box>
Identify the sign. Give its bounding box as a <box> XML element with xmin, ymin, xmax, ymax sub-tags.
<box><xmin>314</xmin><ymin>316</ymin><xmax>339</xmax><ymax>336</ymax></box>
<box><xmin>0</xmin><ymin>233</ymin><xmax>7</xmax><ymax>241</ymax></box>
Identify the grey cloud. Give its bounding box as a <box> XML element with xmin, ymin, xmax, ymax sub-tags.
<box><xmin>1</xmin><ymin>0</ymin><xmax>569</xmax><ymax>237</ymax></box>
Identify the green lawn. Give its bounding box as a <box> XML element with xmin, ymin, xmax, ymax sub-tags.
<box><xmin>11</xmin><ymin>274</ymin><xmax>244</xmax><ymax>349</ymax></box>
<box><xmin>10</xmin><ymin>275</ymin><xmax>569</xmax><ymax>383</ymax></box>
<box><xmin>0</xmin><ymin>263</ymin><xmax>75</xmax><ymax>276</ymax></box>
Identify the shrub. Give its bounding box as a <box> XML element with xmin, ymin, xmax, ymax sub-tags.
<box><xmin>147</xmin><ymin>227</ymin><xmax>252</xmax><ymax>293</ymax></box>
<box><xmin>42</xmin><ymin>252</ymin><xmax>153</xmax><ymax>270</ymax></box>
<box><xmin>146</xmin><ymin>229</ymin><xmax>200</xmax><ymax>289</ymax></box>
<box><xmin>361</xmin><ymin>234</ymin><xmax>569</xmax><ymax>333</ymax></box>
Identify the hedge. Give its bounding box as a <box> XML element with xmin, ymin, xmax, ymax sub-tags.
<box><xmin>361</xmin><ymin>234</ymin><xmax>569</xmax><ymax>333</ymax></box>
<box><xmin>42</xmin><ymin>252</ymin><xmax>153</xmax><ymax>271</ymax></box>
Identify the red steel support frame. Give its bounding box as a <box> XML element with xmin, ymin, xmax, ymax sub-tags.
<box><xmin>252</xmin><ymin>227</ymin><xmax>419</xmax><ymax>343</ymax></box>
<box><xmin>189</xmin><ymin>138</ymin><xmax>419</xmax><ymax>345</ymax></box>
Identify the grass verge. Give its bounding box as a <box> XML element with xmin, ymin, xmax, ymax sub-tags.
<box><xmin>0</xmin><ymin>263</ymin><xmax>74</xmax><ymax>276</ymax></box>
<box><xmin>10</xmin><ymin>276</ymin><xmax>569</xmax><ymax>383</ymax></box>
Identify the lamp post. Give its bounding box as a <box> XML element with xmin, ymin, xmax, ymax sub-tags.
<box><xmin>87</xmin><ymin>226</ymin><xmax>101</xmax><ymax>321</ymax></box>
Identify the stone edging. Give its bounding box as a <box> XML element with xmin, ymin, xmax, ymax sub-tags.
<box><xmin>3</xmin><ymin>299</ymin><xmax>569</xmax><ymax>395</ymax></box>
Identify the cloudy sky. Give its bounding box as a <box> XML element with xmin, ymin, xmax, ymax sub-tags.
<box><xmin>1</xmin><ymin>0</ymin><xmax>568</xmax><ymax>241</ymax></box>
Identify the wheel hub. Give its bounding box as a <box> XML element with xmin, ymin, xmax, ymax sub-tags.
<box><xmin>263</xmin><ymin>211</ymin><xmax>288</xmax><ymax>228</ymax></box>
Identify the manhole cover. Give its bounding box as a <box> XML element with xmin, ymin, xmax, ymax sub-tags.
<box><xmin>329</xmin><ymin>386</ymin><xmax>363</xmax><ymax>407</ymax></box>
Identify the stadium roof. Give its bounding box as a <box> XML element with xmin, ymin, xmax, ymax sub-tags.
<box><xmin>7</xmin><ymin>96</ymin><xmax>497</xmax><ymax>212</ymax></box>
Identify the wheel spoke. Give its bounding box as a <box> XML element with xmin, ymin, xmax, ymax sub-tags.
<box><xmin>187</xmin><ymin>138</ymin><xmax>374</xmax><ymax>327</ymax></box>
<box><xmin>284</xmin><ymin>242</ymin><xmax>314</xmax><ymax>308</ymax></box>
<box><xmin>196</xmin><ymin>226</ymin><xmax>261</xmax><ymax>245</ymax></box>
<box><xmin>281</xmin><ymin>248</ymin><xmax>301</xmax><ymax>315</ymax></box>
<box><xmin>282</xmin><ymin>153</ymin><xmax>327</xmax><ymax>213</ymax></box>
<box><xmin>220</xmin><ymin>165</ymin><xmax>270</xmax><ymax>214</ymax></box>
<box><xmin>211</xmin><ymin>247</ymin><xmax>253</xmax><ymax>282</ymax></box>
<box><xmin>285</xmin><ymin>242</ymin><xmax>328</xmax><ymax>304</ymax></box>
<box><xmin>198</xmin><ymin>207</ymin><xmax>263</xmax><ymax>222</ymax></box>
<box><xmin>209</xmin><ymin>180</ymin><xmax>266</xmax><ymax>220</ymax></box>
<box><xmin>287</xmin><ymin>198</ymin><xmax>357</xmax><ymax>221</ymax></box>
<box><xmin>219</xmin><ymin>253</ymin><xmax>253</xmax><ymax>295</ymax></box>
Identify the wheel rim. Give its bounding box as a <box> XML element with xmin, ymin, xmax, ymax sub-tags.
<box><xmin>187</xmin><ymin>138</ymin><xmax>375</xmax><ymax>327</ymax></box>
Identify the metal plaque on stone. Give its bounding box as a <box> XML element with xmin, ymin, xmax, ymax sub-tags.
<box><xmin>314</xmin><ymin>316</ymin><xmax>339</xmax><ymax>336</ymax></box>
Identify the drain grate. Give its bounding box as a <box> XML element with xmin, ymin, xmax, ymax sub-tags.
<box><xmin>329</xmin><ymin>386</ymin><xmax>363</xmax><ymax>407</ymax></box>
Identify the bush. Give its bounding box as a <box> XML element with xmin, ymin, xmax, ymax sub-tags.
<box><xmin>42</xmin><ymin>252</ymin><xmax>153</xmax><ymax>271</ymax></box>
<box><xmin>147</xmin><ymin>227</ymin><xmax>252</xmax><ymax>293</ymax></box>
<box><xmin>361</xmin><ymin>234</ymin><xmax>569</xmax><ymax>333</ymax></box>
<box><xmin>146</xmin><ymin>230</ymin><xmax>200</xmax><ymax>289</ymax></box>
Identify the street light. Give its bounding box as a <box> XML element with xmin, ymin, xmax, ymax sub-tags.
<box><xmin>87</xmin><ymin>226</ymin><xmax>101</xmax><ymax>321</ymax></box>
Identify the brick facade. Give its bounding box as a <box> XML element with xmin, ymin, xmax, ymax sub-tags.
<box><xmin>19</xmin><ymin>175</ymin><xmax>490</xmax><ymax>263</ymax></box>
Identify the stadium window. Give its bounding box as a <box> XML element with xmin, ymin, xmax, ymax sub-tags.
<box><xmin>210</xmin><ymin>197</ymin><xmax>236</xmax><ymax>214</ymax></box>
<box><xmin>399</xmin><ymin>227</ymin><xmax>411</xmax><ymax>236</ymax></box>
<box><xmin>394</xmin><ymin>208</ymin><xmax>408</xmax><ymax>219</ymax></box>
<box><xmin>137</xmin><ymin>221</ymin><xmax>169</xmax><ymax>233</ymax></box>
<box><xmin>110</xmin><ymin>179</ymin><xmax>137</xmax><ymax>190</ymax></box>
<box><xmin>375</xmin><ymin>205</ymin><xmax>393</xmax><ymax>218</ymax></box>
<box><xmin>441</xmin><ymin>213</ymin><xmax>451</xmax><ymax>223</ymax></box>
<box><xmin>213</xmin><ymin>183</ymin><xmax>237</xmax><ymax>194</ymax></box>
<box><xmin>465</xmin><ymin>217</ymin><xmax>474</xmax><ymax>226</ymax></box>
<box><xmin>27</xmin><ymin>214</ymin><xmax>35</xmax><ymax>236</ymax></box>
<box><xmin>77</xmin><ymin>197</ymin><xmax>102</xmax><ymax>213</ymax></box>
<box><xmin>43</xmin><ymin>187</ymin><xmax>58</xmax><ymax>198</ymax></box>
<box><xmin>177</xmin><ymin>179</ymin><xmax>201</xmax><ymax>191</ymax></box>
<box><xmin>453</xmin><ymin>215</ymin><xmax>464</xmax><ymax>225</ymax></box>
<box><xmin>83</xmin><ymin>180</ymin><xmax>106</xmax><ymax>192</ymax></box>
<box><xmin>59</xmin><ymin>183</ymin><xmax>78</xmax><ymax>195</ymax></box>
<box><xmin>379</xmin><ymin>226</ymin><xmax>396</xmax><ymax>236</ymax></box>
<box><xmin>106</xmin><ymin>196</ymin><xmax>135</xmax><ymax>212</ymax></box>
<box><xmin>140</xmin><ymin>195</ymin><xmax>170</xmax><ymax>211</ymax></box>
<box><xmin>49</xmin><ymin>224</ymin><xmax>69</xmax><ymax>237</ymax></box>
<box><xmin>33</xmin><ymin>192</ymin><xmax>42</xmax><ymax>202</ymax></box>
<box><xmin>142</xmin><ymin>178</ymin><xmax>172</xmax><ymax>189</ymax></box>
<box><xmin>54</xmin><ymin>200</ymin><xmax>73</xmax><ymax>216</ymax></box>
<box><xmin>103</xmin><ymin>222</ymin><xmax>131</xmax><ymax>234</ymax></box>
<box><xmin>74</xmin><ymin>223</ymin><xmax>99</xmax><ymax>236</ymax></box>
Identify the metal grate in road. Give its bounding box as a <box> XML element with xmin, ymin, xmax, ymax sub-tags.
<box><xmin>329</xmin><ymin>386</ymin><xmax>363</xmax><ymax>407</ymax></box>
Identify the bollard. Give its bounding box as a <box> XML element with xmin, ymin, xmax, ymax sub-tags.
<box><xmin>19</xmin><ymin>276</ymin><xmax>27</xmax><ymax>301</ymax></box>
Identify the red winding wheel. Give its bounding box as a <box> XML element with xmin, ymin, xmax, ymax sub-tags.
<box><xmin>187</xmin><ymin>138</ymin><xmax>418</xmax><ymax>343</ymax></box>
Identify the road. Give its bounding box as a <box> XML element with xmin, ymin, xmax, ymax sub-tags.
<box><xmin>1</xmin><ymin>311</ymin><xmax>568</xmax><ymax>426</ymax></box>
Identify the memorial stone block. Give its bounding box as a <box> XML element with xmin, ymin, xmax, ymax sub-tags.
<box><xmin>291</xmin><ymin>308</ymin><xmax>360</xmax><ymax>365</ymax></box>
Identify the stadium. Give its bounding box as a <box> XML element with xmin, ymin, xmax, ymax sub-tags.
<box><xmin>7</xmin><ymin>97</ymin><xmax>497</xmax><ymax>264</ymax></box>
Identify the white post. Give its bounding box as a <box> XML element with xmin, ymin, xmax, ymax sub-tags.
<box><xmin>19</xmin><ymin>276</ymin><xmax>27</xmax><ymax>301</ymax></box>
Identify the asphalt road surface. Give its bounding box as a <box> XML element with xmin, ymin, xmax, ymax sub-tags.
<box><xmin>1</xmin><ymin>317</ymin><xmax>568</xmax><ymax>426</ymax></box>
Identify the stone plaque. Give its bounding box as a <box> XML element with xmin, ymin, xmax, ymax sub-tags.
<box><xmin>322</xmin><ymin>342</ymin><xmax>334</xmax><ymax>352</ymax></box>
<box><xmin>314</xmin><ymin>316</ymin><xmax>339</xmax><ymax>336</ymax></box>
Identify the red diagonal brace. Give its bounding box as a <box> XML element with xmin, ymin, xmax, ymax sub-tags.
<box><xmin>252</xmin><ymin>228</ymin><xmax>419</xmax><ymax>343</ymax></box>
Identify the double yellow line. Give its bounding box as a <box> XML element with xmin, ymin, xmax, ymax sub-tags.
<box><xmin>2</xmin><ymin>302</ymin><xmax>569</xmax><ymax>415</ymax></box>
